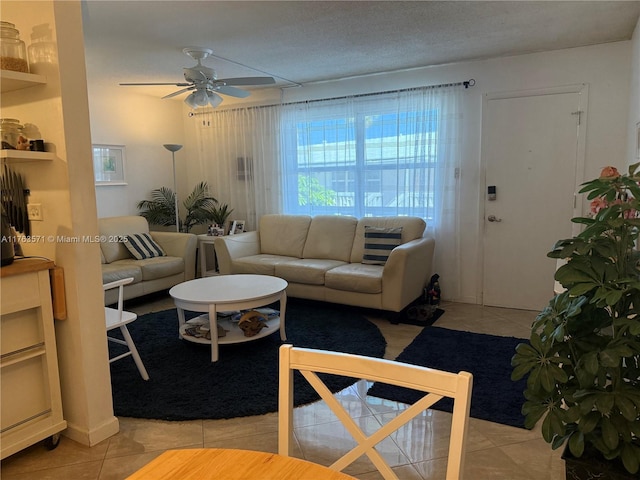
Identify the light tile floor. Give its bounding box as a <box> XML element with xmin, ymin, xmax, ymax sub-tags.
<box><xmin>1</xmin><ymin>298</ymin><xmax>566</xmax><ymax>479</ymax></box>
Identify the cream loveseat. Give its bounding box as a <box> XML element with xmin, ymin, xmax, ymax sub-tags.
<box><xmin>99</xmin><ymin>216</ymin><xmax>197</xmax><ymax>304</ymax></box>
<box><xmin>214</xmin><ymin>214</ymin><xmax>435</xmax><ymax>315</ymax></box>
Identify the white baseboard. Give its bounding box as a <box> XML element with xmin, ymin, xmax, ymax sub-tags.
<box><xmin>62</xmin><ymin>416</ymin><xmax>119</xmax><ymax>446</ymax></box>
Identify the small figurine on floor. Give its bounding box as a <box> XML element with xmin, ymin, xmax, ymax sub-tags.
<box><xmin>426</xmin><ymin>274</ymin><xmax>441</xmax><ymax>305</ymax></box>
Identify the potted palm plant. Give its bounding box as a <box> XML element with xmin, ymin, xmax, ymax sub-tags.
<box><xmin>137</xmin><ymin>181</ymin><xmax>218</xmax><ymax>233</ymax></box>
<box><xmin>511</xmin><ymin>164</ymin><xmax>640</xmax><ymax>479</ymax></box>
<box><xmin>210</xmin><ymin>203</ymin><xmax>233</xmax><ymax>230</ymax></box>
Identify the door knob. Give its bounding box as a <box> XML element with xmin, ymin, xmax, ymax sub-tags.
<box><xmin>487</xmin><ymin>215</ymin><xmax>502</xmax><ymax>222</ymax></box>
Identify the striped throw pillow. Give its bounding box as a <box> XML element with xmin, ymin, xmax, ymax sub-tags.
<box><xmin>124</xmin><ymin>233</ymin><xmax>166</xmax><ymax>260</ymax></box>
<box><xmin>362</xmin><ymin>226</ymin><xmax>403</xmax><ymax>265</ymax></box>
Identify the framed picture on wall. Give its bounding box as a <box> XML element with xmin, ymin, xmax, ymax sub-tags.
<box><xmin>93</xmin><ymin>145</ymin><xmax>127</xmax><ymax>185</ymax></box>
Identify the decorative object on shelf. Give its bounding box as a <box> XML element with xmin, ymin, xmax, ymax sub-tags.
<box><xmin>137</xmin><ymin>181</ymin><xmax>219</xmax><ymax>233</ymax></box>
<box><xmin>29</xmin><ymin>139</ymin><xmax>44</xmax><ymax>152</ymax></box>
<box><xmin>27</xmin><ymin>23</ymin><xmax>57</xmax><ymax>68</ymax></box>
<box><xmin>0</xmin><ymin>21</ymin><xmax>28</xmax><ymax>73</ymax></box>
<box><xmin>0</xmin><ymin>118</ymin><xmax>23</xmax><ymax>149</ymax></box>
<box><xmin>93</xmin><ymin>144</ymin><xmax>126</xmax><ymax>186</ymax></box>
<box><xmin>511</xmin><ymin>164</ymin><xmax>640</xmax><ymax>477</ymax></box>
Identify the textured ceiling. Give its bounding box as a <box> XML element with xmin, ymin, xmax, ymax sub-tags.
<box><xmin>82</xmin><ymin>1</ymin><xmax>640</xmax><ymax>97</ymax></box>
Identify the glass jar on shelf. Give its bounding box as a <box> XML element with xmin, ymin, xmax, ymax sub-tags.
<box><xmin>0</xmin><ymin>118</ymin><xmax>24</xmax><ymax>149</ymax></box>
<box><xmin>0</xmin><ymin>21</ymin><xmax>29</xmax><ymax>73</ymax></box>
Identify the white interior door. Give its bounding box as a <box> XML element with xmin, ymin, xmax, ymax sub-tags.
<box><xmin>482</xmin><ymin>86</ymin><xmax>586</xmax><ymax>311</ymax></box>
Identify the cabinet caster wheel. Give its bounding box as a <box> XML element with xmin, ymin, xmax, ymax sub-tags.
<box><xmin>43</xmin><ymin>433</ymin><xmax>61</xmax><ymax>451</ymax></box>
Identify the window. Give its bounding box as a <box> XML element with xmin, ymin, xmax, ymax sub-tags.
<box><xmin>282</xmin><ymin>98</ymin><xmax>440</xmax><ymax>221</ymax></box>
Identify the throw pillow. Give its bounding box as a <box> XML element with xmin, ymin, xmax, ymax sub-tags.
<box><xmin>362</xmin><ymin>226</ymin><xmax>403</xmax><ymax>265</ymax></box>
<box><xmin>124</xmin><ymin>233</ymin><xmax>166</xmax><ymax>260</ymax></box>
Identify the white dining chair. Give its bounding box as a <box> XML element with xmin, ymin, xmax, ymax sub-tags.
<box><xmin>104</xmin><ymin>277</ymin><xmax>149</xmax><ymax>380</ymax></box>
<box><xmin>278</xmin><ymin>344</ymin><xmax>473</xmax><ymax>480</ymax></box>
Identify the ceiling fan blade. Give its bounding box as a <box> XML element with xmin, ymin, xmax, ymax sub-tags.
<box><xmin>120</xmin><ymin>82</ymin><xmax>192</xmax><ymax>87</ymax></box>
<box><xmin>218</xmin><ymin>76</ymin><xmax>276</xmax><ymax>86</ymax></box>
<box><xmin>162</xmin><ymin>86</ymin><xmax>196</xmax><ymax>99</ymax></box>
<box><xmin>216</xmin><ymin>85</ymin><xmax>251</xmax><ymax>98</ymax></box>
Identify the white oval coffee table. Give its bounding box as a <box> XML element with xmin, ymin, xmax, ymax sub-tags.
<box><xmin>169</xmin><ymin>274</ymin><xmax>288</xmax><ymax>362</ymax></box>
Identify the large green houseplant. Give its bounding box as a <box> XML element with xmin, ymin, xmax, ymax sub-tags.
<box><xmin>511</xmin><ymin>164</ymin><xmax>640</xmax><ymax>476</ymax></box>
<box><xmin>137</xmin><ymin>181</ymin><xmax>219</xmax><ymax>233</ymax></box>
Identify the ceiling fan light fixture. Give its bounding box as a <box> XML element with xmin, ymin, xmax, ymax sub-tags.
<box><xmin>184</xmin><ymin>92</ymin><xmax>199</xmax><ymax>108</ymax></box>
<box><xmin>207</xmin><ymin>91</ymin><xmax>223</xmax><ymax>108</ymax></box>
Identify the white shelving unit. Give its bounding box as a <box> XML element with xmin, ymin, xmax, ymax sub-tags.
<box><xmin>1</xmin><ymin>70</ymin><xmax>52</xmax><ymax>163</ymax></box>
<box><xmin>0</xmin><ymin>150</ymin><xmax>55</xmax><ymax>163</ymax></box>
<box><xmin>0</xmin><ymin>259</ymin><xmax>67</xmax><ymax>459</ymax></box>
<box><xmin>1</xmin><ymin>70</ymin><xmax>46</xmax><ymax>93</ymax></box>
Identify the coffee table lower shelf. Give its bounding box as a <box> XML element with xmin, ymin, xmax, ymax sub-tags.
<box><xmin>179</xmin><ymin>315</ymin><xmax>281</xmax><ymax>345</ymax></box>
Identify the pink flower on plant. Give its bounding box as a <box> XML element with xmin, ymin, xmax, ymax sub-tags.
<box><xmin>590</xmin><ymin>197</ymin><xmax>608</xmax><ymax>214</ymax></box>
<box><xmin>599</xmin><ymin>166</ymin><xmax>620</xmax><ymax>179</ymax></box>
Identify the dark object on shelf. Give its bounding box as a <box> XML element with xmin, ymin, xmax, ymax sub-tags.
<box><xmin>1</xmin><ymin>163</ymin><xmax>29</xmax><ymax>236</ymax></box>
<box><xmin>1</xmin><ymin>205</ymin><xmax>14</xmax><ymax>266</ymax></box>
<box><xmin>562</xmin><ymin>444</ymin><xmax>637</xmax><ymax>480</ymax></box>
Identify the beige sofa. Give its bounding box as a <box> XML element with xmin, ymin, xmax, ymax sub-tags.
<box><xmin>99</xmin><ymin>216</ymin><xmax>197</xmax><ymax>304</ymax></box>
<box><xmin>214</xmin><ymin>214</ymin><xmax>435</xmax><ymax>315</ymax></box>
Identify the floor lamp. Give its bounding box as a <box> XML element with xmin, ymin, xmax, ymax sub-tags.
<box><xmin>163</xmin><ymin>144</ymin><xmax>183</xmax><ymax>232</ymax></box>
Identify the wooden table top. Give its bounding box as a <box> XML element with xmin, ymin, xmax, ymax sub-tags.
<box><xmin>126</xmin><ymin>448</ymin><xmax>358</xmax><ymax>480</ymax></box>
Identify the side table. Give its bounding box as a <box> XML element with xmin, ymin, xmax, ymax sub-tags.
<box><xmin>197</xmin><ymin>234</ymin><xmax>219</xmax><ymax>277</ymax></box>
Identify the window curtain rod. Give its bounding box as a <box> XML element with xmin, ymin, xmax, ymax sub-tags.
<box><xmin>187</xmin><ymin>78</ymin><xmax>476</xmax><ymax>117</ymax></box>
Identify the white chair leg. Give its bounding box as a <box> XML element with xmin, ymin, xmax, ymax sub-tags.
<box><xmin>119</xmin><ymin>325</ymin><xmax>149</xmax><ymax>380</ymax></box>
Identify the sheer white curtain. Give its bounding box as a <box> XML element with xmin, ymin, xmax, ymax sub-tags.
<box><xmin>192</xmin><ymin>105</ymin><xmax>282</xmax><ymax>231</ymax></box>
<box><xmin>191</xmin><ymin>85</ymin><xmax>463</xmax><ymax>298</ymax></box>
<box><xmin>280</xmin><ymin>86</ymin><xmax>463</xmax><ymax>298</ymax></box>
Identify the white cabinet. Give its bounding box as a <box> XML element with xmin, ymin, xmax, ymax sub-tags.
<box><xmin>1</xmin><ymin>258</ymin><xmax>66</xmax><ymax>459</ymax></box>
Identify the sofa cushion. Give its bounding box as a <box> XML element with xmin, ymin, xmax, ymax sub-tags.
<box><xmin>113</xmin><ymin>256</ymin><xmax>184</xmax><ymax>281</ymax></box>
<box><xmin>325</xmin><ymin>263</ymin><xmax>383</xmax><ymax>294</ymax></box>
<box><xmin>101</xmin><ymin>263</ymin><xmax>142</xmax><ymax>285</ymax></box>
<box><xmin>362</xmin><ymin>226</ymin><xmax>402</xmax><ymax>265</ymax></box>
<box><xmin>124</xmin><ymin>233</ymin><xmax>167</xmax><ymax>260</ymax></box>
<box><xmin>276</xmin><ymin>259</ymin><xmax>346</xmax><ymax>285</ymax></box>
<box><xmin>259</xmin><ymin>214</ymin><xmax>311</xmax><ymax>258</ymax></box>
<box><xmin>99</xmin><ymin>216</ymin><xmax>150</xmax><ymax>263</ymax></box>
<box><xmin>302</xmin><ymin>215</ymin><xmax>357</xmax><ymax>262</ymax></box>
<box><xmin>351</xmin><ymin>217</ymin><xmax>426</xmax><ymax>263</ymax></box>
<box><xmin>233</xmin><ymin>254</ymin><xmax>300</xmax><ymax>276</ymax></box>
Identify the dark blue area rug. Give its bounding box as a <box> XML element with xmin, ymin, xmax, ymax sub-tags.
<box><xmin>109</xmin><ymin>299</ymin><xmax>386</xmax><ymax>420</ymax></box>
<box><xmin>367</xmin><ymin>326</ymin><xmax>528</xmax><ymax>428</ymax></box>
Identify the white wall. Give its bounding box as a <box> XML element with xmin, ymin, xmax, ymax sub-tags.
<box><xmin>87</xmin><ymin>86</ymin><xmax>186</xmax><ymax>218</ymax></box>
<box><xmin>89</xmin><ymin>41</ymin><xmax>632</xmax><ymax>304</ymax></box>
<box><xmin>4</xmin><ymin>0</ymin><xmax>118</xmax><ymax>446</ymax></box>
<box><xmin>184</xmin><ymin>42</ymin><xmax>633</xmax><ymax>304</ymax></box>
<box><xmin>629</xmin><ymin>17</ymin><xmax>640</xmax><ymax>166</ymax></box>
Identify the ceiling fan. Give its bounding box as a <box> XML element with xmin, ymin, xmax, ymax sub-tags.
<box><xmin>119</xmin><ymin>47</ymin><xmax>276</xmax><ymax>108</ymax></box>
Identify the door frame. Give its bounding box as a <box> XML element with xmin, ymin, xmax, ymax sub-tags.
<box><xmin>476</xmin><ymin>83</ymin><xmax>589</xmax><ymax>306</ymax></box>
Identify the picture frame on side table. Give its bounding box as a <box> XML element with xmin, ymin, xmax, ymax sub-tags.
<box><xmin>93</xmin><ymin>145</ymin><xmax>127</xmax><ymax>185</ymax></box>
<box><xmin>229</xmin><ymin>220</ymin><xmax>245</xmax><ymax>235</ymax></box>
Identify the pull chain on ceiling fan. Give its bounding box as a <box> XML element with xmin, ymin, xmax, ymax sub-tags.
<box><xmin>119</xmin><ymin>47</ymin><xmax>276</xmax><ymax>108</ymax></box>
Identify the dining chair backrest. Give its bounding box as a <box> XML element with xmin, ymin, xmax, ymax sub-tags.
<box><xmin>278</xmin><ymin>344</ymin><xmax>473</xmax><ymax>480</ymax></box>
<box><xmin>104</xmin><ymin>277</ymin><xmax>149</xmax><ymax>380</ymax></box>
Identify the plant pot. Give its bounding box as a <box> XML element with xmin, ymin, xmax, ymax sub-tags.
<box><xmin>562</xmin><ymin>444</ymin><xmax>636</xmax><ymax>480</ymax></box>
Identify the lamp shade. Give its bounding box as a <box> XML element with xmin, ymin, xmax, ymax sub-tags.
<box><xmin>163</xmin><ymin>144</ymin><xmax>183</xmax><ymax>152</ymax></box>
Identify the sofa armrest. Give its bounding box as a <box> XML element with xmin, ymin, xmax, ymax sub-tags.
<box><xmin>214</xmin><ymin>231</ymin><xmax>260</xmax><ymax>274</ymax></box>
<box><xmin>150</xmin><ymin>231</ymin><xmax>198</xmax><ymax>280</ymax></box>
<box><xmin>381</xmin><ymin>235</ymin><xmax>436</xmax><ymax>312</ymax></box>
